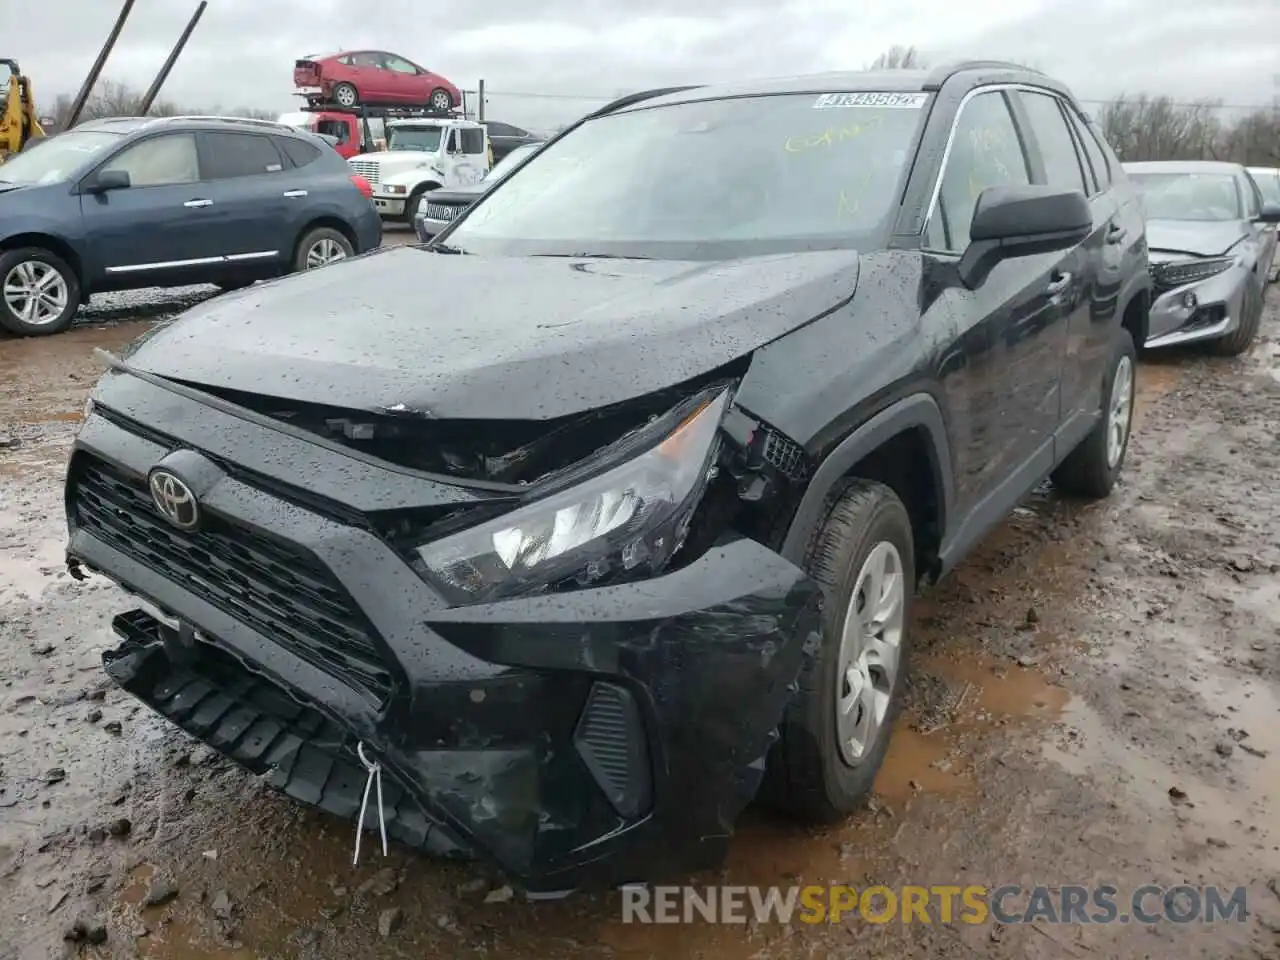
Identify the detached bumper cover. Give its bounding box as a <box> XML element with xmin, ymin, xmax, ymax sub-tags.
<box><xmin>67</xmin><ymin>381</ymin><xmax>821</xmax><ymax>893</ymax></box>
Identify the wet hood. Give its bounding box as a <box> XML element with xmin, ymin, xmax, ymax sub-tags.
<box><xmin>1146</xmin><ymin>219</ymin><xmax>1248</xmax><ymax>258</ymax></box>
<box><xmin>123</xmin><ymin>246</ymin><xmax>861</xmax><ymax>419</ymax></box>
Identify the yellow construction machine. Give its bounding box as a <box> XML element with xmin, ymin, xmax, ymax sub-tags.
<box><xmin>0</xmin><ymin>60</ymin><xmax>45</xmax><ymax>161</ymax></box>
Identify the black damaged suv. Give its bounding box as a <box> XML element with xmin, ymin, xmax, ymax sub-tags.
<box><xmin>65</xmin><ymin>62</ymin><xmax>1150</xmax><ymax>895</ymax></box>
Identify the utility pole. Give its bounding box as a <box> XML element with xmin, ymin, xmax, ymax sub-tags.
<box><xmin>477</xmin><ymin>79</ymin><xmax>485</xmax><ymax>123</ymax></box>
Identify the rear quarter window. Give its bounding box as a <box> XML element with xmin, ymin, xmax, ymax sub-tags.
<box><xmin>277</xmin><ymin>136</ymin><xmax>323</xmax><ymax>167</ymax></box>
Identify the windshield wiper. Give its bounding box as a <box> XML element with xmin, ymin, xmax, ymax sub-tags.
<box><xmin>429</xmin><ymin>242</ymin><xmax>467</xmax><ymax>254</ymax></box>
<box><xmin>533</xmin><ymin>253</ymin><xmax>654</xmax><ymax>260</ymax></box>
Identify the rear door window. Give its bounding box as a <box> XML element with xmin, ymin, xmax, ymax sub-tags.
<box><xmin>1018</xmin><ymin>91</ymin><xmax>1088</xmax><ymax>194</ymax></box>
<box><xmin>200</xmin><ymin>132</ymin><xmax>286</xmax><ymax>179</ymax></box>
<box><xmin>1064</xmin><ymin>108</ymin><xmax>1110</xmax><ymax>192</ymax></box>
<box><xmin>277</xmin><ymin>136</ymin><xmax>323</xmax><ymax>167</ymax></box>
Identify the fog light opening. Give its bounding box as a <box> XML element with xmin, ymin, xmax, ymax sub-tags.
<box><xmin>1181</xmin><ymin>291</ymin><xmax>1198</xmax><ymax>310</ymax></box>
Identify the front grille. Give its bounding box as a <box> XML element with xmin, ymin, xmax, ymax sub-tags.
<box><xmin>348</xmin><ymin>160</ymin><xmax>379</xmax><ymax>185</ymax></box>
<box><xmin>70</xmin><ymin>454</ymin><xmax>392</xmax><ymax>702</ymax></box>
<box><xmin>424</xmin><ymin>201</ymin><xmax>463</xmax><ymax>221</ymax></box>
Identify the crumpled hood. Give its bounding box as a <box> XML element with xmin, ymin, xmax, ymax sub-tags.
<box><xmin>123</xmin><ymin>246</ymin><xmax>861</xmax><ymax>419</ymax></box>
<box><xmin>1146</xmin><ymin>219</ymin><xmax>1248</xmax><ymax>258</ymax></box>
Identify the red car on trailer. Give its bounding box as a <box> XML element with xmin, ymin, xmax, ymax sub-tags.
<box><xmin>294</xmin><ymin>51</ymin><xmax>461</xmax><ymax>113</ymax></box>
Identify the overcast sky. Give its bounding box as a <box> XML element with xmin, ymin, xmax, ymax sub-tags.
<box><xmin>8</xmin><ymin>0</ymin><xmax>1278</xmax><ymax>131</ymax></box>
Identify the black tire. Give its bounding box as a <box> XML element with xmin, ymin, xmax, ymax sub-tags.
<box><xmin>429</xmin><ymin>87</ymin><xmax>453</xmax><ymax>112</ymax></box>
<box><xmin>333</xmin><ymin>83</ymin><xmax>359</xmax><ymax>108</ymax></box>
<box><xmin>292</xmin><ymin>227</ymin><xmax>354</xmax><ymax>273</ymax></box>
<box><xmin>761</xmin><ymin>479</ymin><xmax>915</xmax><ymax>823</ymax></box>
<box><xmin>405</xmin><ymin>186</ymin><xmax>429</xmax><ymax>224</ymax></box>
<box><xmin>0</xmin><ymin>247</ymin><xmax>82</xmax><ymax>337</ymax></box>
<box><xmin>1207</xmin><ymin>277</ymin><xmax>1264</xmax><ymax>356</ymax></box>
<box><xmin>1052</xmin><ymin>327</ymin><xmax>1137</xmax><ymax>499</ymax></box>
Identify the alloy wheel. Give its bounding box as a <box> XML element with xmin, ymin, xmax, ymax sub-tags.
<box><xmin>835</xmin><ymin>541</ymin><xmax>905</xmax><ymax>765</ymax></box>
<box><xmin>1106</xmin><ymin>354</ymin><xmax>1134</xmax><ymax>469</ymax></box>
<box><xmin>2</xmin><ymin>260</ymin><xmax>69</xmax><ymax>327</ymax></box>
<box><xmin>305</xmin><ymin>238</ymin><xmax>348</xmax><ymax>270</ymax></box>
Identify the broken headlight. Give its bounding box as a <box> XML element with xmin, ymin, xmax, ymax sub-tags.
<box><xmin>416</xmin><ymin>388</ymin><xmax>729</xmax><ymax>604</ymax></box>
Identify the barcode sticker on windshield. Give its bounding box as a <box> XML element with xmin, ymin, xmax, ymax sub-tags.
<box><xmin>813</xmin><ymin>92</ymin><xmax>928</xmax><ymax>109</ymax></box>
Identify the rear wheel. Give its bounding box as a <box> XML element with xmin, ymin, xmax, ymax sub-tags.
<box><xmin>1052</xmin><ymin>328</ymin><xmax>1136</xmax><ymax>498</ymax></box>
<box><xmin>0</xmin><ymin>247</ymin><xmax>81</xmax><ymax>336</ymax></box>
<box><xmin>333</xmin><ymin>83</ymin><xmax>358</xmax><ymax>108</ymax></box>
<box><xmin>1207</xmin><ymin>277</ymin><xmax>1264</xmax><ymax>356</ymax></box>
<box><xmin>293</xmin><ymin>227</ymin><xmax>353</xmax><ymax>273</ymax></box>
<box><xmin>428</xmin><ymin>88</ymin><xmax>453</xmax><ymax>112</ymax></box>
<box><xmin>762</xmin><ymin>479</ymin><xmax>915</xmax><ymax>823</ymax></box>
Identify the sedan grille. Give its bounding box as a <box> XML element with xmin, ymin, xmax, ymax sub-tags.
<box><xmin>69</xmin><ymin>454</ymin><xmax>392</xmax><ymax>702</ymax></box>
<box><xmin>348</xmin><ymin>160</ymin><xmax>380</xmax><ymax>185</ymax></box>
<box><xmin>424</xmin><ymin>201</ymin><xmax>465</xmax><ymax>221</ymax></box>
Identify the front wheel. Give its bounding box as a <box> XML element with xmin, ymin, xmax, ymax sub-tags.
<box><xmin>293</xmin><ymin>227</ymin><xmax>354</xmax><ymax>273</ymax></box>
<box><xmin>761</xmin><ymin>479</ymin><xmax>915</xmax><ymax>823</ymax></box>
<box><xmin>429</xmin><ymin>88</ymin><xmax>453</xmax><ymax>112</ymax></box>
<box><xmin>0</xmin><ymin>247</ymin><xmax>82</xmax><ymax>336</ymax></box>
<box><xmin>1052</xmin><ymin>327</ymin><xmax>1137</xmax><ymax>498</ymax></box>
<box><xmin>1207</xmin><ymin>277</ymin><xmax>1264</xmax><ymax>356</ymax></box>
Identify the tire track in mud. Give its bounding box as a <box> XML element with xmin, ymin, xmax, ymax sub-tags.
<box><xmin>1</xmin><ymin>296</ymin><xmax>1278</xmax><ymax>959</ymax></box>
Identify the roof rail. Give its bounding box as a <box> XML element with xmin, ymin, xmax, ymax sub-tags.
<box><xmin>924</xmin><ymin>59</ymin><xmax>1045</xmax><ymax>88</ymax></box>
<box><xmin>586</xmin><ymin>85</ymin><xmax>706</xmax><ymax>119</ymax></box>
<box><xmin>155</xmin><ymin>114</ymin><xmax>294</xmax><ymax>130</ymax></box>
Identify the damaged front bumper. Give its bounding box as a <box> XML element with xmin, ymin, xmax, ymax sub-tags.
<box><xmin>66</xmin><ymin>375</ymin><xmax>821</xmax><ymax>895</ymax></box>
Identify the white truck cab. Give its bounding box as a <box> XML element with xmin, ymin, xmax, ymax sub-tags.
<box><xmin>348</xmin><ymin>118</ymin><xmax>491</xmax><ymax>221</ymax></box>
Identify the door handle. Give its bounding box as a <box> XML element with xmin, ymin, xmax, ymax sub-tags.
<box><xmin>183</xmin><ymin>199</ymin><xmax>213</xmax><ymax>208</ymax></box>
<box><xmin>1106</xmin><ymin>223</ymin><xmax>1127</xmax><ymax>245</ymax></box>
<box><xmin>283</xmin><ymin>189</ymin><xmax>308</xmax><ymax>198</ymax></box>
<box><xmin>1045</xmin><ymin>272</ymin><xmax>1072</xmax><ymax>297</ymax></box>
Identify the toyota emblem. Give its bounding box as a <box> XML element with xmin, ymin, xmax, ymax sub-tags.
<box><xmin>148</xmin><ymin>469</ymin><xmax>200</xmax><ymax>531</ymax></box>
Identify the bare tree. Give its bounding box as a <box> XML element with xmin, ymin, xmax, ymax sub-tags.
<box><xmin>867</xmin><ymin>46</ymin><xmax>925</xmax><ymax>70</ymax></box>
<box><xmin>46</xmin><ymin>79</ymin><xmax>276</xmax><ymax>130</ymax></box>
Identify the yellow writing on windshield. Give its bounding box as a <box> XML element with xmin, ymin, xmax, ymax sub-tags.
<box><xmin>785</xmin><ymin>119</ymin><xmax>881</xmax><ymax>153</ymax></box>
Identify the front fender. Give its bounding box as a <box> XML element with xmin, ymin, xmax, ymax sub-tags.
<box><xmin>779</xmin><ymin>392</ymin><xmax>954</xmax><ymax>566</ymax></box>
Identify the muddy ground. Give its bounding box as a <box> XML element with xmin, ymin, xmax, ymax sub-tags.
<box><xmin>1</xmin><ymin>260</ymin><xmax>1278</xmax><ymax>958</ymax></box>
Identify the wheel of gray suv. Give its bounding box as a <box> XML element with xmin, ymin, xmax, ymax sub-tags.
<box><xmin>429</xmin><ymin>87</ymin><xmax>453</xmax><ymax>112</ymax></box>
<box><xmin>333</xmin><ymin>83</ymin><xmax>359</xmax><ymax>108</ymax></box>
<box><xmin>1052</xmin><ymin>327</ymin><xmax>1137</xmax><ymax>499</ymax></box>
<box><xmin>761</xmin><ymin>479</ymin><xmax>915</xmax><ymax>823</ymax></box>
<box><xmin>1207</xmin><ymin>275</ymin><xmax>1264</xmax><ymax>356</ymax></box>
<box><xmin>293</xmin><ymin>227</ymin><xmax>353</xmax><ymax>273</ymax></box>
<box><xmin>0</xmin><ymin>247</ymin><xmax>81</xmax><ymax>337</ymax></box>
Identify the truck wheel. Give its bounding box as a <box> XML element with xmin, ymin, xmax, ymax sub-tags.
<box><xmin>0</xmin><ymin>247</ymin><xmax>81</xmax><ymax>336</ymax></box>
<box><xmin>429</xmin><ymin>88</ymin><xmax>453</xmax><ymax>112</ymax></box>
<box><xmin>405</xmin><ymin>187</ymin><xmax>428</xmax><ymax>224</ymax></box>
<box><xmin>293</xmin><ymin>227</ymin><xmax>353</xmax><ymax>272</ymax></box>
<box><xmin>333</xmin><ymin>83</ymin><xmax>359</xmax><ymax>108</ymax></box>
<box><xmin>761</xmin><ymin>479</ymin><xmax>915</xmax><ymax>823</ymax></box>
<box><xmin>1207</xmin><ymin>277</ymin><xmax>1263</xmax><ymax>356</ymax></box>
<box><xmin>1052</xmin><ymin>327</ymin><xmax>1136</xmax><ymax>498</ymax></box>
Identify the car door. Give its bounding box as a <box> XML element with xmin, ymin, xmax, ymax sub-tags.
<box><xmin>382</xmin><ymin>54</ymin><xmax>426</xmax><ymax>104</ymax></box>
<box><xmin>1010</xmin><ymin>89</ymin><xmax>1111</xmax><ymax>447</ymax></box>
<box><xmin>444</xmin><ymin>127</ymin><xmax>488</xmax><ymax>186</ymax></box>
<box><xmin>194</xmin><ymin>131</ymin><xmax>292</xmax><ymax>271</ymax></box>
<box><xmin>77</xmin><ymin>131</ymin><xmax>226</xmax><ymax>289</ymax></box>
<box><xmin>349</xmin><ymin>51</ymin><xmax>387</xmax><ymax>101</ymax></box>
<box><xmin>921</xmin><ymin>89</ymin><xmax>1065</xmax><ymax>516</ymax></box>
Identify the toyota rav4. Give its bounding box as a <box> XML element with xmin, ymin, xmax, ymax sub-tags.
<box><xmin>65</xmin><ymin>62</ymin><xmax>1150</xmax><ymax>896</ymax></box>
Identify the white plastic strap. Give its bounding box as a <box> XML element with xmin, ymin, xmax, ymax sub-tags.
<box><xmin>352</xmin><ymin>741</ymin><xmax>388</xmax><ymax>866</ymax></box>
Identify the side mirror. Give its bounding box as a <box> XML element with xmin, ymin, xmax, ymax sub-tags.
<box><xmin>957</xmin><ymin>184</ymin><xmax>1092</xmax><ymax>289</ymax></box>
<box><xmin>87</xmin><ymin>168</ymin><xmax>131</xmax><ymax>193</ymax></box>
<box><xmin>1254</xmin><ymin>201</ymin><xmax>1280</xmax><ymax>225</ymax></box>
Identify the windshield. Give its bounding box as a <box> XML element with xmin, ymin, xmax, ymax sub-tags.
<box><xmin>0</xmin><ymin>130</ymin><xmax>122</xmax><ymax>185</ymax></box>
<box><xmin>1249</xmin><ymin>170</ymin><xmax>1280</xmax><ymax>205</ymax></box>
<box><xmin>446</xmin><ymin>91</ymin><xmax>928</xmax><ymax>259</ymax></box>
<box><xmin>484</xmin><ymin>143</ymin><xmax>540</xmax><ymax>182</ymax></box>
<box><xmin>1129</xmin><ymin>171</ymin><xmax>1242</xmax><ymax>221</ymax></box>
<box><xmin>387</xmin><ymin>125</ymin><xmax>442</xmax><ymax>152</ymax></box>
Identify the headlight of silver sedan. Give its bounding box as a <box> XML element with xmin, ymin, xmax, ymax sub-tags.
<box><xmin>1153</xmin><ymin>256</ymin><xmax>1234</xmax><ymax>288</ymax></box>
